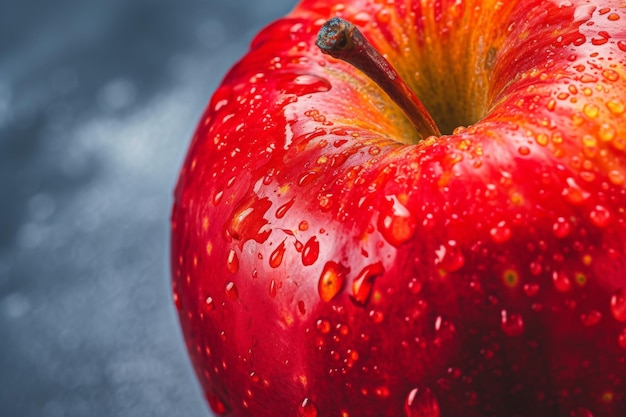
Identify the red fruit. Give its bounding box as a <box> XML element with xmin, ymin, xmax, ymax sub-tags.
<box><xmin>171</xmin><ymin>1</ymin><xmax>626</xmax><ymax>416</ymax></box>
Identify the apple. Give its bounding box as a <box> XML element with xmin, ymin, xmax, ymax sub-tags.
<box><xmin>170</xmin><ymin>0</ymin><xmax>626</xmax><ymax>416</ymax></box>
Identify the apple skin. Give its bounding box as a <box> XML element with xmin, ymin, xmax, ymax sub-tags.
<box><xmin>171</xmin><ymin>1</ymin><xmax>626</xmax><ymax>416</ymax></box>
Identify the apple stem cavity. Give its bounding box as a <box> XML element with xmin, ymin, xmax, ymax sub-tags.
<box><xmin>316</xmin><ymin>17</ymin><xmax>441</xmax><ymax>140</ymax></box>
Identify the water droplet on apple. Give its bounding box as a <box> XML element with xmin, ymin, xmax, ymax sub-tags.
<box><xmin>225</xmin><ymin>281</ymin><xmax>238</xmax><ymax>300</ymax></box>
<box><xmin>552</xmin><ymin>217</ymin><xmax>571</xmax><ymax>238</ymax></box>
<box><xmin>275</xmin><ymin>198</ymin><xmax>295</xmax><ymax>219</ymax></box>
<box><xmin>553</xmin><ymin>270</ymin><xmax>572</xmax><ymax>292</ymax></box>
<box><xmin>524</xmin><ymin>283</ymin><xmax>540</xmax><ymax>296</ymax></box>
<box><xmin>434</xmin><ymin>316</ymin><xmax>455</xmax><ymax>345</ymax></box>
<box><xmin>352</xmin><ymin>11</ymin><xmax>372</xmax><ymax>26</ymax></box>
<box><xmin>602</xmin><ymin>69</ymin><xmax>620</xmax><ymax>82</ymax></box>
<box><xmin>570</xmin><ymin>407</ymin><xmax>594</xmax><ymax>417</ymax></box>
<box><xmin>228</xmin><ymin>197</ymin><xmax>272</xmax><ymax>244</ymax></box>
<box><xmin>435</xmin><ymin>241</ymin><xmax>465</xmax><ymax>272</ymax></box>
<box><xmin>376</xmin><ymin>8</ymin><xmax>391</xmax><ymax>23</ymax></box>
<box><xmin>269</xmin><ymin>279</ymin><xmax>277</xmax><ymax>298</ymax></box>
<box><xmin>610</xmin><ymin>288</ymin><xmax>626</xmax><ymax>322</ymax></box>
<box><xmin>563</xmin><ymin>177</ymin><xmax>590</xmax><ymax>204</ymax></box>
<box><xmin>290</xmin><ymin>74</ymin><xmax>331</xmax><ymax>97</ymax></box>
<box><xmin>599</xmin><ymin>123</ymin><xmax>616</xmax><ymax>142</ymax></box>
<box><xmin>369</xmin><ymin>309</ymin><xmax>385</xmax><ymax>323</ymax></box>
<box><xmin>607</xmin><ymin>100</ymin><xmax>625</xmax><ymax>117</ymax></box>
<box><xmin>316</xmin><ymin>318</ymin><xmax>331</xmax><ymax>334</ymax></box>
<box><xmin>299</xmin><ymin>397</ymin><xmax>318</xmax><ymax>417</ymax></box>
<box><xmin>207</xmin><ymin>392</ymin><xmax>229</xmax><ymax>415</ymax></box>
<box><xmin>378</xmin><ymin>195</ymin><xmax>417</xmax><ymax>247</ymax></box>
<box><xmin>404</xmin><ymin>387</ymin><xmax>440</xmax><ymax>417</ymax></box>
<box><xmin>618</xmin><ymin>328</ymin><xmax>626</xmax><ymax>349</ymax></box>
<box><xmin>227</xmin><ymin>249</ymin><xmax>239</xmax><ymax>273</ymax></box>
<box><xmin>302</xmin><ymin>236</ymin><xmax>320</xmax><ymax>266</ymax></box>
<box><xmin>618</xmin><ymin>40</ymin><xmax>626</xmax><ymax>52</ymax></box>
<box><xmin>501</xmin><ymin>310</ymin><xmax>524</xmax><ymax>336</ymax></box>
<box><xmin>490</xmin><ymin>220</ymin><xmax>512</xmax><ymax>243</ymax></box>
<box><xmin>205</xmin><ymin>296</ymin><xmax>215</xmax><ymax>311</ymax></box>
<box><xmin>213</xmin><ymin>190</ymin><xmax>224</xmax><ymax>206</ymax></box>
<box><xmin>298</xmin><ymin>171</ymin><xmax>318</xmax><ymax>187</ymax></box>
<box><xmin>581</xmin><ymin>310</ymin><xmax>602</xmax><ymax>326</ymax></box>
<box><xmin>408</xmin><ymin>278</ymin><xmax>423</xmax><ymax>294</ymax></box>
<box><xmin>318</xmin><ymin>261</ymin><xmax>346</xmax><ymax>302</ymax></box>
<box><xmin>172</xmin><ymin>283</ymin><xmax>182</xmax><ymax>310</ymax></box>
<box><xmin>351</xmin><ymin>262</ymin><xmax>384</xmax><ymax>305</ymax></box>
<box><xmin>269</xmin><ymin>240</ymin><xmax>286</xmax><ymax>268</ymax></box>
<box><xmin>589</xmin><ymin>205</ymin><xmax>611</xmax><ymax>227</ymax></box>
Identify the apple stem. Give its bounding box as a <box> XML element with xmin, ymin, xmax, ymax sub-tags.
<box><xmin>316</xmin><ymin>17</ymin><xmax>441</xmax><ymax>139</ymax></box>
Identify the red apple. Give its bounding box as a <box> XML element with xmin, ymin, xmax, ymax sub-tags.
<box><xmin>171</xmin><ymin>0</ymin><xmax>626</xmax><ymax>416</ymax></box>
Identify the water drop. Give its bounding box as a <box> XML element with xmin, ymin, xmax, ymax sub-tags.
<box><xmin>227</xmin><ymin>249</ymin><xmax>239</xmax><ymax>273</ymax></box>
<box><xmin>581</xmin><ymin>310</ymin><xmax>602</xmax><ymax>326</ymax></box>
<box><xmin>404</xmin><ymin>387</ymin><xmax>440</xmax><ymax>417</ymax></box>
<box><xmin>351</xmin><ymin>262</ymin><xmax>385</xmax><ymax>305</ymax></box>
<box><xmin>618</xmin><ymin>40</ymin><xmax>626</xmax><ymax>52</ymax></box>
<box><xmin>408</xmin><ymin>278</ymin><xmax>423</xmax><ymax>294</ymax></box>
<box><xmin>563</xmin><ymin>177</ymin><xmax>590</xmax><ymax>204</ymax></box>
<box><xmin>434</xmin><ymin>316</ymin><xmax>455</xmax><ymax>345</ymax></box>
<box><xmin>602</xmin><ymin>69</ymin><xmax>620</xmax><ymax>82</ymax></box>
<box><xmin>610</xmin><ymin>288</ymin><xmax>626</xmax><ymax>321</ymax></box>
<box><xmin>213</xmin><ymin>190</ymin><xmax>224</xmax><ymax>206</ymax></box>
<box><xmin>570</xmin><ymin>407</ymin><xmax>594</xmax><ymax>417</ymax></box>
<box><xmin>434</xmin><ymin>240</ymin><xmax>465</xmax><ymax>272</ymax></box>
<box><xmin>369</xmin><ymin>309</ymin><xmax>385</xmax><ymax>324</ymax></box>
<box><xmin>618</xmin><ymin>328</ymin><xmax>626</xmax><ymax>349</ymax></box>
<box><xmin>276</xmin><ymin>198</ymin><xmax>295</xmax><ymax>219</ymax></box>
<box><xmin>553</xmin><ymin>270</ymin><xmax>572</xmax><ymax>292</ymax></box>
<box><xmin>298</xmin><ymin>171</ymin><xmax>318</xmax><ymax>187</ymax></box>
<box><xmin>318</xmin><ymin>261</ymin><xmax>347</xmax><ymax>302</ymax></box>
<box><xmin>377</xmin><ymin>195</ymin><xmax>417</xmax><ymax>247</ymax></box>
<box><xmin>591</xmin><ymin>31</ymin><xmax>610</xmax><ymax>45</ymax></box>
<box><xmin>207</xmin><ymin>392</ymin><xmax>229</xmax><ymax>415</ymax></box>
<box><xmin>536</xmin><ymin>133</ymin><xmax>549</xmax><ymax>146</ymax></box>
<box><xmin>501</xmin><ymin>310</ymin><xmax>524</xmax><ymax>336</ymax></box>
<box><xmin>172</xmin><ymin>284</ymin><xmax>182</xmax><ymax>310</ymax></box>
<box><xmin>524</xmin><ymin>283</ymin><xmax>540</xmax><ymax>296</ymax></box>
<box><xmin>290</xmin><ymin>74</ymin><xmax>331</xmax><ymax>97</ymax></box>
<box><xmin>205</xmin><ymin>296</ymin><xmax>215</xmax><ymax>310</ymax></box>
<box><xmin>552</xmin><ymin>217</ymin><xmax>571</xmax><ymax>238</ymax></box>
<box><xmin>376</xmin><ymin>9</ymin><xmax>391</xmax><ymax>23</ymax></box>
<box><xmin>225</xmin><ymin>281</ymin><xmax>238</xmax><ymax>300</ymax></box>
<box><xmin>490</xmin><ymin>220</ymin><xmax>512</xmax><ymax>243</ymax></box>
<box><xmin>607</xmin><ymin>100</ymin><xmax>625</xmax><ymax>114</ymax></box>
<box><xmin>352</xmin><ymin>12</ymin><xmax>372</xmax><ymax>26</ymax></box>
<box><xmin>583</xmin><ymin>103</ymin><xmax>599</xmax><ymax>118</ymax></box>
<box><xmin>316</xmin><ymin>318</ymin><xmax>331</xmax><ymax>334</ymax></box>
<box><xmin>269</xmin><ymin>240</ymin><xmax>286</xmax><ymax>268</ymax></box>
<box><xmin>299</xmin><ymin>398</ymin><xmax>318</xmax><ymax>417</ymax></box>
<box><xmin>589</xmin><ymin>205</ymin><xmax>611</xmax><ymax>227</ymax></box>
<box><xmin>228</xmin><ymin>197</ymin><xmax>272</xmax><ymax>244</ymax></box>
<box><xmin>302</xmin><ymin>236</ymin><xmax>320</xmax><ymax>266</ymax></box>
<box><xmin>269</xmin><ymin>279</ymin><xmax>277</xmax><ymax>298</ymax></box>
<box><xmin>599</xmin><ymin>123</ymin><xmax>616</xmax><ymax>141</ymax></box>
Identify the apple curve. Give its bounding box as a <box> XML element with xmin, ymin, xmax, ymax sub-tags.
<box><xmin>171</xmin><ymin>0</ymin><xmax>626</xmax><ymax>416</ymax></box>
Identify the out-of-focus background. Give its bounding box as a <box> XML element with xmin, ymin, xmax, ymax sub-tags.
<box><xmin>0</xmin><ymin>0</ymin><xmax>297</xmax><ymax>416</ymax></box>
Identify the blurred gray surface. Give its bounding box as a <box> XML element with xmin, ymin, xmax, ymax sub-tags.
<box><xmin>0</xmin><ymin>0</ymin><xmax>297</xmax><ymax>416</ymax></box>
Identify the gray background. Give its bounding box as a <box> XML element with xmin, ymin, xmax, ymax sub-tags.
<box><xmin>0</xmin><ymin>0</ymin><xmax>297</xmax><ymax>416</ymax></box>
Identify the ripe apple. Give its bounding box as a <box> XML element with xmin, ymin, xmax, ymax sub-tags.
<box><xmin>170</xmin><ymin>0</ymin><xmax>626</xmax><ymax>416</ymax></box>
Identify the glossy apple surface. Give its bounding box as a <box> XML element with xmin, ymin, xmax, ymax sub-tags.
<box><xmin>171</xmin><ymin>0</ymin><xmax>626</xmax><ymax>416</ymax></box>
